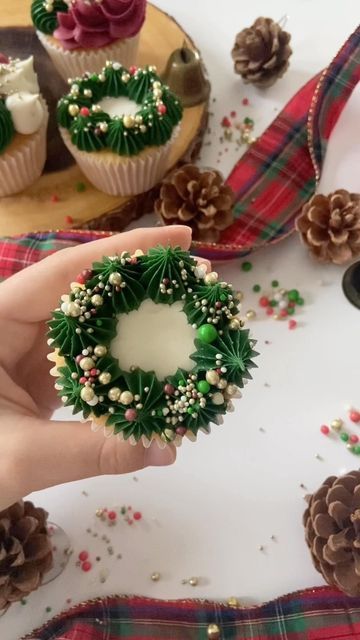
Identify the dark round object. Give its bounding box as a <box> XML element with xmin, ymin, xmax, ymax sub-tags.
<box><xmin>342</xmin><ymin>261</ymin><xmax>360</xmax><ymax>309</ymax></box>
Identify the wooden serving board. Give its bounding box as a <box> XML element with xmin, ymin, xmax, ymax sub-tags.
<box><xmin>0</xmin><ymin>3</ymin><xmax>209</xmax><ymax>236</ymax></box>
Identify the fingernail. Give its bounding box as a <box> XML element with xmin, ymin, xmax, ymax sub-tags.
<box><xmin>144</xmin><ymin>442</ymin><xmax>176</xmax><ymax>467</ymax></box>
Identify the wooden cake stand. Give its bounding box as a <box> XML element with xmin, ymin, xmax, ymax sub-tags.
<box><xmin>0</xmin><ymin>3</ymin><xmax>209</xmax><ymax>236</ymax></box>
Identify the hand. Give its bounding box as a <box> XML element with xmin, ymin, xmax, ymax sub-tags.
<box><xmin>0</xmin><ymin>226</ymin><xmax>195</xmax><ymax>509</ymax></box>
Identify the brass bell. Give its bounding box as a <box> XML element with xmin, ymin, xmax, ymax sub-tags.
<box><xmin>161</xmin><ymin>45</ymin><xmax>210</xmax><ymax>107</ymax></box>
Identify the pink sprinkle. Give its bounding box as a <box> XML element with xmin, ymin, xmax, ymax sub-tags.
<box><xmin>266</xmin><ymin>308</ymin><xmax>274</xmax><ymax>316</ymax></box>
<box><xmin>320</xmin><ymin>425</ymin><xmax>330</xmax><ymax>435</ymax></box>
<box><xmin>81</xmin><ymin>561</ymin><xmax>92</xmax><ymax>572</ymax></box>
<box><xmin>79</xmin><ymin>377</ymin><xmax>87</xmax><ymax>384</ymax></box>
<box><xmin>242</xmin><ymin>97</ymin><xmax>249</xmax><ymax>106</ymax></box>
<box><xmin>133</xmin><ymin>511</ymin><xmax>142</xmax><ymax>521</ymax></box>
<box><xmin>350</xmin><ymin>434</ymin><xmax>359</xmax><ymax>444</ymax></box>
<box><xmin>79</xmin><ymin>550</ymin><xmax>89</xmax><ymax>562</ymax></box>
<box><xmin>350</xmin><ymin>410</ymin><xmax>360</xmax><ymax>423</ymax></box>
<box><xmin>0</xmin><ymin>53</ymin><xmax>9</xmax><ymax>64</ymax></box>
<box><xmin>230</xmin><ymin>110</ymin><xmax>237</xmax><ymax>118</ymax></box>
<box><xmin>108</xmin><ymin>510</ymin><xmax>117</xmax><ymax>521</ymax></box>
<box><xmin>288</xmin><ymin>320</ymin><xmax>297</xmax><ymax>330</ymax></box>
<box><xmin>221</xmin><ymin>116</ymin><xmax>231</xmax><ymax>128</ymax></box>
<box><xmin>176</xmin><ymin>426</ymin><xmax>187</xmax><ymax>436</ymax></box>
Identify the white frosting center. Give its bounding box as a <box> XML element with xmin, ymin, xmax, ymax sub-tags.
<box><xmin>98</xmin><ymin>96</ymin><xmax>139</xmax><ymax>118</ymax></box>
<box><xmin>111</xmin><ymin>299</ymin><xmax>197</xmax><ymax>380</ymax></box>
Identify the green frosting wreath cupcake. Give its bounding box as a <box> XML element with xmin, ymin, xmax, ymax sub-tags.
<box><xmin>48</xmin><ymin>246</ymin><xmax>258</xmax><ymax>447</ymax></box>
<box><xmin>57</xmin><ymin>63</ymin><xmax>183</xmax><ymax>196</ymax></box>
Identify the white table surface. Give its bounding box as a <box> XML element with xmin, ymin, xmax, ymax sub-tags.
<box><xmin>3</xmin><ymin>1</ymin><xmax>360</xmax><ymax>638</ymax></box>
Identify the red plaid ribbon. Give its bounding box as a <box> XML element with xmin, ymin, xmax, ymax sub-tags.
<box><xmin>22</xmin><ymin>587</ymin><xmax>360</xmax><ymax>640</ymax></box>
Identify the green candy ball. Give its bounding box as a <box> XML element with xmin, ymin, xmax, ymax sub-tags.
<box><xmin>197</xmin><ymin>324</ymin><xmax>218</xmax><ymax>343</ymax></box>
<box><xmin>197</xmin><ymin>380</ymin><xmax>210</xmax><ymax>394</ymax></box>
<box><xmin>288</xmin><ymin>289</ymin><xmax>300</xmax><ymax>302</ymax></box>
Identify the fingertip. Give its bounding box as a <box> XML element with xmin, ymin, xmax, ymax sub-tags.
<box><xmin>144</xmin><ymin>442</ymin><xmax>177</xmax><ymax>467</ymax></box>
<box><xmin>157</xmin><ymin>224</ymin><xmax>192</xmax><ymax>249</ymax></box>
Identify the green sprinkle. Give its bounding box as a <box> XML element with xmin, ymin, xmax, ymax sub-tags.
<box><xmin>253</xmin><ymin>284</ymin><xmax>261</xmax><ymax>293</ymax></box>
<box><xmin>244</xmin><ymin>117</ymin><xmax>254</xmax><ymax>126</ymax></box>
<box><xmin>220</xmin><ymin>294</ymin><xmax>228</xmax><ymax>302</ymax></box>
<box><xmin>96</xmin><ymin>320</ymin><xmax>103</xmax><ymax>327</ymax></box>
<box><xmin>187</xmin><ymin>407</ymin><xmax>194</xmax><ymax>414</ymax></box>
<box><xmin>75</xmin><ymin>181</ymin><xmax>86</xmax><ymax>193</ymax></box>
<box><xmin>341</xmin><ymin>433</ymin><xmax>349</xmax><ymax>442</ymax></box>
<box><xmin>270</xmin><ymin>299</ymin><xmax>278</xmax><ymax>307</ymax></box>
<box><xmin>179</xmin><ymin>379</ymin><xmax>186</xmax><ymax>388</ymax></box>
<box><xmin>271</xmin><ymin>280</ymin><xmax>279</xmax><ymax>288</ymax></box>
<box><xmin>287</xmin><ymin>307</ymin><xmax>295</xmax><ymax>315</ymax></box>
<box><xmin>241</xmin><ymin>261</ymin><xmax>252</xmax><ymax>272</ymax></box>
<box><xmin>21</xmin><ymin>599</ymin><xmax>27</xmax><ymax>605</ymax></box>
<box><xmin>121</xmin><ymin>506</ymin><xmax>127</xmax><ymax>515</ymax></box>
<box><xmin>46</xmin><ymin>606</ymin><xmax>52</xmax><ymax>613</ymax></box>
<box><xmin>297</xmin><ymin>297</ymin><xmax>305</xmax><ymax>306</ymax></box>
<box><xmin>288</xmin><ymin>289</ymin><xmax>300</xmax><ymax>302</ymax></box>
<box><xmin>353</xmin><ymin>445</ymin><xmax>360</xmax><ymax>455</ymax></box>
<box><xmin>157</xmin><ymin>409</ymin><xmax>163</xmax><ymax>417</ymax></box>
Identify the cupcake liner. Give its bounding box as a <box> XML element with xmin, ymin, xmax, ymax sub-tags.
<box><xmin>60</xmin><ymin>126</ymin><xmax>180</xmax><ymax>196</ymax></box>
<box><xmin>0</xmin><ymin>104</ymin><xmax>48</xmax><ymax>197</ymax></box>
<box><xmin>48</xmin><ymin>347</ymin><xmax>206</xmax><ymax>449</ymax></box>
<box><xmin>37</xmin><ymin>31</ymin><xmax>140</xmax><ymax>82</ymax></box>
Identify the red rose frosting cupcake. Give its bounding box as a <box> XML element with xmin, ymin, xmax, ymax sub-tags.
<box><xmin>31</xmin><ymin>0</ymin><xmax>146</xmax><ymax>81</ymax></box>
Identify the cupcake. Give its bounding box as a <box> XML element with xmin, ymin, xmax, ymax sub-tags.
<box><xmin>57</xmin><ymin>63</ymin><xmax>183</xmax><ymax>196</ymax></box>
<box><xmin>48</xmin><ymin>246</ymin><xmax>258</xmax><ymax>447</ymax></box>
<box><xmin>0</xmin><ymin>55</ymin><xmax>48</xmax><ymax>197</ymax></box>
<box><xmin>31</xmin><ymin>0</ymin><xmax>146</xmax><ymax>82</ymax></box>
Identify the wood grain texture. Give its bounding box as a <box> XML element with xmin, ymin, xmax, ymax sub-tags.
<box><xmin>0</xmin><ymin>3</ymin><xmax>208</xmax><ymax>236</ymax></box>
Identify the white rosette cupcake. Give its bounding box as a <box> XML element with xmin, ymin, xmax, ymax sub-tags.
<box><xmin>57</xmin><ymin>63</ymin><xmax>183</xmax><ymax>196</ymax></box>
<box><xmin>31</xmin><ymin>0</ymin><xmax>146</xmax><ymax>82</ymax></box>
<box><xmin>0</xmin><ymin>56</ymin><xmax>48</xmax><ymax>197</ymax></box>
<box><xmin>48</xmin><ymin>247</ymin><xmax>257</xmax><ymax>448</ymax></box>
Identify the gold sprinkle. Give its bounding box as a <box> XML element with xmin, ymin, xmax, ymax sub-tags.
<box><xmin>151</xmin><ymin>572</ymin><xmax>161</xmax><ymax>582</ymax></box>
<box><xmin>227</xmin><ymin>596</ymin><xmax>239</xmax><ymax>607</ymax></box>
<box><xmin>207</xmin><ymin>623</ymin><xmax>221</xmax><ymax>639</ymax></box>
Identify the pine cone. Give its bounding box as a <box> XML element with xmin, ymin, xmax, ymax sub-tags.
<box><xmin>296</xmin><ymin>190</ymin><xmax>360</xmax><ymax>265</ymax></box>
<box><xmin>303</xmin><ymin>471</ymin><xmax>360</xmax><ymax>597</ymax></box>
<box><xmin>155</xmin><ymin>164</ymin><xmax>234</xmax><ymax>243</ymax></box>
<box><xmin>231</xmin><ymin>17</ymin><xmax>292</xmax><ymax>88</ymax></box>
<box><xmin>0</xmin><ymin>501</ymin><xmax>53</xmax><ymax>611</ymax></box>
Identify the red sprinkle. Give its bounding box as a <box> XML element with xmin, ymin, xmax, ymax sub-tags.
<box><xmin>288</xmin><ymin>319</ymin><xmax>297</xmax><ymax>330</ymax></box>
<box><xmin>164</xmin><ymin>383</ymin><xmax>175</xmax><ymax>395</ymax></box>
<box><xmin>65</xmin><ymin>215</ymin><xmax>74</xmax><ymax>225</ymax></box>
<box><xmin>230</xmin><ymin>110</ymin><xmax>237</xmax><ymax>118</ymax></box>
<box><xmin>129</xmin><ymin>65</ymin><xmax>137</xmax><ymax>75</ymax></box>
<box><xmin>288</xmin><ymin>301</ymin><xmax>296</xmax><ymax>308</ymax></box>
<box><xmin>90</xmin><ymin>368</ymin><xmax>98</xmax><ymax>377</ymax></box>
<box><xmin>259</xmin><ymin>296</ymin><xmax>269</xmax><ymax>308</ymax></box>
<box><xmin>133</xmin><ymin>511</ymin><xmax>142</xmax><ymax>521</ymax></box>
<box><xmin>0</xmin><ymin>53</ymin><xmax>9</xmax><ymax>64</ymax></box>
<box><xmin>320</xmin><ymin>425</ymin><xmax>330</xmax><ymax>435</ymax></box>
<box><xmin>350</xmin><ymin>434</ymin><xmax>359</xmax><ymax>444</ymax></box>
<box><xmin>221</xmin><ymin>116</ymin><xmax>231</xmax><ymax>128</ymax></box>
<box><xmin>80</xmin><ymin>107</ymin><xmax>90</xmax><ymax>117</ymax></box>
<box><xmin>242</xmin><ymin>97</ymin><xmax>249</xmax><ymax>106</ymax></box>
<box><xmin>279</xmin><ymin>309</ymin><xmax>288</xmax><ymax>318</ymax></box>
<box><xmin>78</xmin><ymin>550</ymin><xmax>89</xmax><ymax>562</ymax></box>
<box><xmin>157</xmin><ymin>104</ymin><xmax>167</xmax><ymax>115</ymax></box>
<box><xmin>81</xmin><ymin>561</ymin><xmax>92</xmax><ymax>572</ymax></box>
<box><xmin>176</xmin><ymin>426</ymin><xmax>187</xmax><ymax>436</ymax></box>
<box><xmin>108</xmin><ymin>510</ymin><xmax>117</xmax><ymax>521</ymax></box>
<box><xmin>266</xmin><ymin>307</ymin><xmax>274</xmax><ymax>316</ymax></box>
<box><xmin>79</xmin><ymin>376</ymin><xmax>87</xmax><ymax>384</ymax></box>
<box><xmin>75</xmin><ymin>355</ymin><xmax>83</xmax><ymax>364</ymax></box>
<box><xmin>51</xmin><ymin>194</ymin><xmax>59</xmax><ymax>203</ymax></box>
<box><xmin>350</xmin><ymin>410</ymin><xmax>360</xmax><ymax>423</ymax></box>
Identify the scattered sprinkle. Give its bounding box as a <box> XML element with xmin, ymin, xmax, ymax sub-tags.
<box><xmin>50</xmin><ymin>194</ymin><xmax>59</xmax><ymax>203</ymax></box>
<box><xmin>241</xmin><ymin>261</ymin><xmax>253</xmax><ymax>272</ymax></box>
<box><xmin>320</xmin><ymin>424</ymin><xmax>330</xmax><ymax>435</ymax></box>
<box><xmin>76</xmin><ymin>181</ymin><xmax>86</xmax><ymax>193</ymax></box>
<box><xmin>65</xmin><ymin>215</ymin><xmax>74</xmax><ymax>225</ymax></box>
<box><xmin>288</xmin><ymin>319</ymin><xmax>297</xmax><ymax>330</ymax></box>
<box><xmin>242</xmin><ymin>97</ymin><xmax>249</xmax><ymax>106</ymax></box>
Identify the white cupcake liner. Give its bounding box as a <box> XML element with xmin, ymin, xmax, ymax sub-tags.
<box><xmin>0</xmin><ymin>104</ymin><xmax>48</xmax><ymax>197</ymax></box>
<box><xmin>60</xmin><ymin>126</ymin><xmax>180</xmax><ymax>196</ymax></box>
<box><xmin>37</xmin><ymin>31</ymin><xmax>140</xmax><ymax>82</ymax></box>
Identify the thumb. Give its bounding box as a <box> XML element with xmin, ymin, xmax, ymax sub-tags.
<box><xmin>14</xmin><ymin>416</ymin><xmax>176</xmax><ymax>497</ymax></box>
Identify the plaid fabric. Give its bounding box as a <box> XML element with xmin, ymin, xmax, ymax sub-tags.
<box><xmin>0</xmin><ymin>230</ymin><xmax>111</xmax><ymax>282</ymax></box>
<box><xmin>23</xmin><ymin>587</ymin><xmax>360</xmax><ymax>640</ymax></box>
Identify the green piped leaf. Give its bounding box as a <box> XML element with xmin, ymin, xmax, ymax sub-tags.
<box><xmin>183</xmin><ymin>282</ymin><xmax>239</xmax><ymax>329</ymax></box>
<box><xmin>87</xmin><ymin>256</ymin><xmax>145</xmax><ymax>314</ymax></box>
<box><xmin>140</xmin><ymin>246</ymin><xmax>197</xmax><ymax>304</ymax></box>
<box><xmin>191</xmin><ymin>328</ymin><xmax>258</xmax><ymax>387</ymax></box>
<box><xmin>48</xmin><ymin>310</ymin><xmax>116</xmax><ymax>357</ymax></box>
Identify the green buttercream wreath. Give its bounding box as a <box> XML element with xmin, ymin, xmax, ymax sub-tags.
<box><xmin>49</xmin><ymin>246</ymin><xmax>258</xmax><ymax>444</ymax></box>
<box><xmin>57</xmin><ymin>63</ymin><xmax>183</xmax><ymax>156</ymax></box>
<box><xmin>31</xmin><ymin>0</ymin><xmax>68</xmax><ymax>36</ymax></box>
